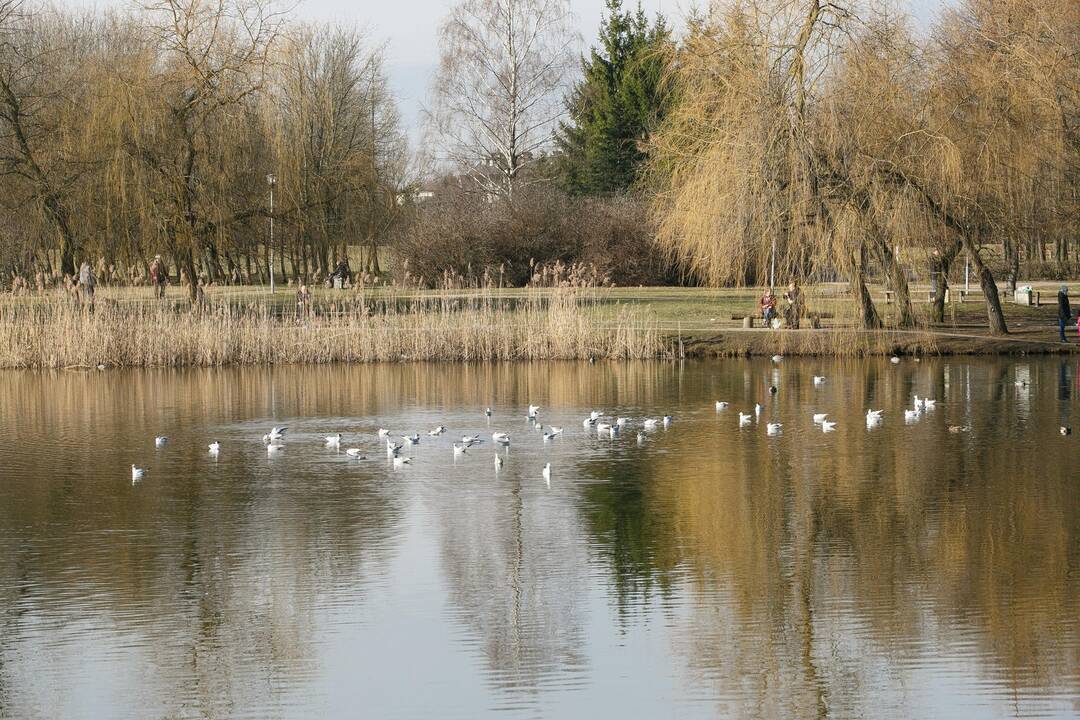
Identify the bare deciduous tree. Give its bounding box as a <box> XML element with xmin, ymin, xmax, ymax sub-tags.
<box><xmin>429</xmin><ymin>0</ymin><xmax>577</xmax><ymax>201</ymax></box>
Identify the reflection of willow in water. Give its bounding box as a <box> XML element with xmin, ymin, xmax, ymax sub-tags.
<box><xmin>431</xmin><ymin>464</ymin><xmax>589</xmax><ymax>694</ymax></box>
<box><xmin>0</xmin><ymin>369</ymin><xmax>405</xmax><ymax>716</ymax></box>
<box><xmin>632</xmin><ymin>359</ymin><xmax>1079</xmax><ymax>717</ymax></box>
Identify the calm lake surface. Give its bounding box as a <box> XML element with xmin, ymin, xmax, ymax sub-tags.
<box><xmin>0</xmin><ymin>358</ymin><xmax>1078</xmax><ymax>719</ymax></box>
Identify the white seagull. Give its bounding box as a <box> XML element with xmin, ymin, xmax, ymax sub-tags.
<box><xmin>813</xmin><ymin>376</ymin><xmax>826</xmax><ymax>385</ymax></box>
<box><xmin>262</xmin><ymin>426</ymin><xmax>288</xmax><ymax>443</ymax></box>
<box><xmin>739</xmin><ymin>412</ymin><xmax>753</xmax><ymax>427</ymax></box>
<box><xmin>715</xmin><ymin>401</ymin><xmax>729</xmax><ymax>411</ymax></box>
<box><xmin>393</xmin><ymin>456</ymin><xmax>411</xmax><ymax>467</ymax></box>
<box><xmin>155</xmin><ymin>436</ymin><xmax>168</xmax><ymax>447</ymax></box>
<box><xmin>485</xmin><ymin>407</ymin><xmax>493</xmax><ymax>417</ymax></box>
<box><xmin>208</xmin><ymin>441</ymin><xmax>221</xmax><ymax>454</ymax></box>
<box><xmin>386</xmin><ymin>440</ymin><xmax>403</xmax><ymax>455</ymax></box>
<box><xmin>402</xmin><ymin>434</ymin><xmax>420</xmax><ymax>444</ymax></box>
<box><xmin>643</xmin><ymin>418</ymin><xmax>660</xmax><ymax>430</ymax></box>
<box><xmin>461</xmin><ymin>434</ymin><xmax>480</xmax><ymax>446</ymax></box>
<box><xmin>453</xmin><ymin>443</ymin><xmax>469</xmax><ymax>456</ymax></box>
<box><xmin>377</xmin><ymin>428</ymin><xmax>390</xmax><ymax>438</ymax></box>
<box><xmin>325</xmin><ymin>434</ymin><xmax>342</xmax><ymax>447</ymax></box>
<box><xmin>428</xmin><ymin>426</ymin><xmax>446</xmax><ymax>436</ymax></box>
<box><xmin>766</xmin><ymin>422</ymin><xmax>783</xmax><ymax>436</ymax></box>
<box><xmin>904</xmin><ymin>409</ymin><xmax>920</xmax><ymax>423</ymax></box>
<box><xmin>346</xmin><ymin>448</ymin><xmax>365</xmax><ymax>458</ymax></box>
<box><xmin>527</xmin><ymin>404</ymin><xmax>541</xmax><ymax>419</ymax></box>
<box><xmin>267</xmin><ymin>443</ymin><xmax>283</xmax><ymax>455</ymax></box>
<box><xmin>548</xmin><ymin>426</ymin><xmax>563</xmax><ymax>436</ymax></box>
<box><xmin>492</xmin><ymin>432</ymin><xmax>511</xmax><ymax>444</ymax></box>
<box><xmin>131</xmin><ymin>464</ymin><xmax>146</xmax><ymax>481</ymax></box>
<box><xmin>772</xmin><ymin>354</ymin><xmax>783</xmax><ymax>363</ymax></box>
<box><xmin>812</xmin><ymin>413</ymin><xmax>828</xmax><ymax>424</ymax></box>
<box><xmin>663</xmin><ymin>415</ymin><xmax>672</xmax><ymax>428</ymax></box>
<box><xmin>542</xmin><ymin>463</ymin><xmax>551</xmax><ymax>486</ymax></box>
<box><xmin>822</xmin><ymin>420</ymin><xmax>837</xmax><ymax>432</ymax></box>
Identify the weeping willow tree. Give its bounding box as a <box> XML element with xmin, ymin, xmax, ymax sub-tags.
<box><xmin>650</xmin><ymin>0</ymin><xmax>1079</xmax><ymax>336</ymax></box>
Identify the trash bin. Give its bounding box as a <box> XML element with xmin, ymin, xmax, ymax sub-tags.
<box><xmin>1013</xmin><ymin>286</ymin><xmax>1033</xmax><ymax>305</ymax></box>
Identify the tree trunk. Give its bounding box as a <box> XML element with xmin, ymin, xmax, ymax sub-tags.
<box><xmin>869</xmin><ymin>234</ymin><xmax>916</xmax><ymax>328</ymax></box>
<box><xmin>854</xmin><ymin>247</ymin><xmax>882</xmax><ymax>329</ymax></box>
<box><xmin>960</xmin><ymin>235</ymin><xmax>1008</xmax><ymax>335</ymax></box>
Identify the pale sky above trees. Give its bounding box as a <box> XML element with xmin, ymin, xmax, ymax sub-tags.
<box><xmin>65</xmin><ymin>0</ymin><xmax>950</xmax><ymax>136</ymax></box>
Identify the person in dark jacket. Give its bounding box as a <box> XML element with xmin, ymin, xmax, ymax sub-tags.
<box><xmin>1058</xmin><ymin>286</ymin><xmax>1071</xmax><ymax>342</ymax></box>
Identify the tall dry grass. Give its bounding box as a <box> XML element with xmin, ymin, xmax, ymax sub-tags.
<box><xmin>0</xmin><ymin>288</ymin><xmax>664</xmax><ymax>369</ymax></box>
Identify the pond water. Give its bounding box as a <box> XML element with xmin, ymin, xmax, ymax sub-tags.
<box><xmin>0</xmin><ymin>359</ymin><xmax>1077</xmax><ymax>719</ymax></box>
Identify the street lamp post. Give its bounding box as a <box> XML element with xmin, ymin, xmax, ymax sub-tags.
<box><xmin>267</xmin><ymin>174</ymin><xmax>277</xmax><ymax>294</ymax></box>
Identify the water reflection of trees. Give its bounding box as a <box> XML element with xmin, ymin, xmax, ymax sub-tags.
<box><xmin>0</xmin><ymin>369</ymin><xmax>404</xmax><ymax>717</ymax></box>
<box><xmin>611</xmin><ymin>359</ymin><xmax>1079</xmax><ymax>717</ymax></box>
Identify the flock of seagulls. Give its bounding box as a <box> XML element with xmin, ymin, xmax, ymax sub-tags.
<box><xmin>128</xmin><ymin>402</ymin><xmax>690</xmax><ymax>489</ymax></box>
<box><xmin>127</xmin><ymin>360</ymin><xmax>1073</xmax><ymax>484</ymax></box>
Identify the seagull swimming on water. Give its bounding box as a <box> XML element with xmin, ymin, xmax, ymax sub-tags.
<box><xmin>393</xmin><ymin>456</ymin><xmax>411</xmax><ymax>467</ymax></box>
<box><xmin>131</xmin><ymin>464</ymin><xmax>145</xmax><ymax>481</ymax></box>
<box><xmin>812</xmin><ymin>413</ymin><xmax>828</xmax><ymax>424</ymax></box>
<box><xmin>428</xmin><ymin>426</ymin><xmax>446</xmax><ymax>436</ymax></box>
<box><xmin>813</xmin><ymin>376</ymin><xmax>826</xmax><ymax>385</ymax></box>
<box><xmin>402</xmin><ymin>434</ymin><xmax>420</xmax><ymax>444</ymax></box>
<box><xmin>208</xmin><ymin>441</ymin><xmax>221</xmax><ymax>454</ymax></box>
<box><xmin>766</xmin><ymin>422</ymin><xmax>783</xmax><ymax>436</ymax></box>
<box><xmin>267</xmin><ymin>443</ymin><xmax>283</xmax><ymax>455</ymax></box>
<box><xmin>453</xmin><ymin>443</ymin><xmax>469</xmax><ymax>456</ymax></box>
<box><xmin>492</xmin><ymin>432</ymin><xmax>511</xmax><ymax>445</ymax></box>
<box><xmin>643</xmin><ymin>418</ymin><xmax>660</xmax><ymax>430</ymax></box>
<box><xmin>325</xmin><ymin>434</ymin><xmax>342</xmax><ymax>447</ymax></box>
<box><xmin>263</xmin><ymin>426</ymin><xmax>288</xmax><ymax>443</ymax></box>
<box><xmin>345</xmin><ymin>448</ymin><xmax>365</xmax><ymax>458</ymax></box>
<box><xmin>822</xmin><ymin>420</ymin><xmax>837</xmax><ymax>432</ymax></box>
<box><xmin>739</xmin><ymin>412</ymin><xmax>753</xmax><ymax>427</ymax></box>
<box><xmin>461</xmin><ymin>434</ymin><xmax>480</xmax><ymax>446</ymax></box>
<box><xmin>715</xmin><ymin>401</ymin><xmax>729</xmax><ymax>411</ymax></box>
<box><xmin>386</xmin><ymin>440</ymin><xmax>403</xmax><ymax>455</ymax></box>
<box><xmin>155</xmin><ymin>436</ymin><xmax>168</xmax><ymax>447</ymax></box>
<box><xmin>527</xmin><ymin>404</ymin><xmax>541</xmax><ymax>419</ymax></box>
<box><xmin>377</xmin><ymin>428</ymin><xmax>390</xmax><ymax>438</ymax></box>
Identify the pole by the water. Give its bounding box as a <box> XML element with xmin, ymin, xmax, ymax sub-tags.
<box><xmin>267</xmin><ymin>174</ymin><xmax>276</xmax><ymax>294</ymax></box>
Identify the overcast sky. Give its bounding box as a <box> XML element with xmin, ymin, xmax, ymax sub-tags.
<box><xmin>67</xmin><ymin>0</ymin><xmax>950</xmax><ymax>138</ymax></box>
<box><xmin>286</xmin><ymin>0</ymin><xmax>950</xmax><ymax>141</ymax></box>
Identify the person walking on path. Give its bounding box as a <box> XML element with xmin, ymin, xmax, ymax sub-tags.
<box><xmin>149</xmin><ymin>255</ymin><xmax>167</xmax><ymax>299</ymax></box>
<box><xmin>1058</xmin><ymin>286</ymin><xmax>1071</xmax><ymax>343</ymax></box>
<box><xmin>78</xmin><ymin>261</ymin><xmax>96</xmax><ymax>308</ymax></box>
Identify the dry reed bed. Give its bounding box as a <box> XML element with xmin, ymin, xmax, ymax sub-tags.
<box><xmin>0</xmin><ymin>290</ymin><xmax>664</xmax><ymax>368</ymax></box>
